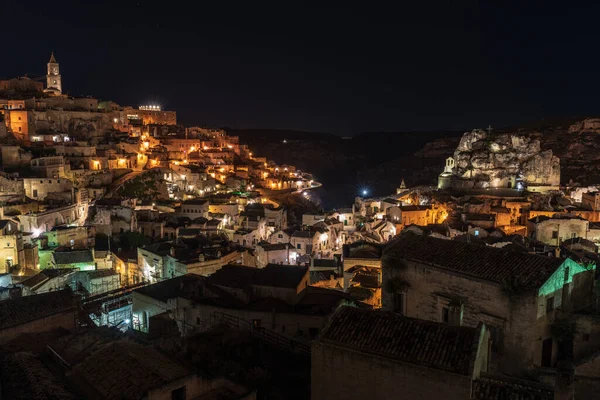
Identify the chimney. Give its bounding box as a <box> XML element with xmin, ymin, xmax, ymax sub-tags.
<box><xmin>342</xmin><ymin>244</ymin><xmax>350</xmax><ymax>259</ymax></box>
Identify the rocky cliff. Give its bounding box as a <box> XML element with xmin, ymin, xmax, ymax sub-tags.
<box><xmin>452</xmin><ymin>129</ymin><xmax>560</xmax><ymax>187</ymax></box>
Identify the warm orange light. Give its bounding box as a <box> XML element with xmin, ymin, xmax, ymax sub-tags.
<box><xmin>203</xmin><ymin>146</ymin><xmax>208</xmax><ymax>150</ymax></box>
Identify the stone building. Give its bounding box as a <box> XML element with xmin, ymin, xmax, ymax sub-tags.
<box><xmin>254</xmin><ymin>242</ymin><xmax>295</xmax><ymax>267</ymax></box>
<box><xmin>582</xmin><ymin>191</ymin><xmax>600</xmax><ymax>211</ymax></box>
<box><xmin>0</xmin><ymin>76</ymin><xmax>44</xmax><ymax>92</ymax></box>
<box><xmin>382</xmin><ymin>234</ymin><xmax>595</xmax><ymax>374</ymax></box>
<box><xmin>0</xmin><ymin>220</ymin><xmax>21</xmax><ymax>273</ymax></box>
<box><xmin>23</xmin><ymin>177</ymin><xmax>73</xmax><ymax>201</ymax></box>
<box><xmin>30</xmin><ymin>156</ymin><xmax>70</xmax><ymax>178</ymax></box>
<box><xmin>19</xmin><ymin>203</ymin><xmax>88</xmax><ymax>236</ymax></box>
<box><xmin>312</xmin><ymin>306</ymin><xmax>492</xmax><ymax>400</ymax></box>
<box><xmin>135</xmin><ymin>106</ymin><xmax>177</xmax><ymax>125</ymax></box>
<box><xmin>178</xmin><ymin>199</ymin><xmax>209</xmax><ymax>219</ymax></box>
<box><xmin>528</xmin><ymin>215</ymin><xmax>590</xmax><ymax>246</ymax></box>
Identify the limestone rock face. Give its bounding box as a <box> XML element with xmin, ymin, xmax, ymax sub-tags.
<box><xmin>453</xmin><ymin>129</ymin><xmax>560</xmax><ymax>187</ymax></box>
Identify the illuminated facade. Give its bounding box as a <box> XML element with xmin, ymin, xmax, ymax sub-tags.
<box><xmin>45</xmin><ymin>52</ymin><xmax>62</xmax><ymax>95</ymax></box>
<box><xmin>136</xmin><ymin>106</ymin><xmax>177</xmax><ymax>125</ymax></box>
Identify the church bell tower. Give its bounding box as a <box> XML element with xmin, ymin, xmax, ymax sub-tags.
<box><xmin>46</xmin><ymin>52</ymin><xmax>62</xmax><ymax>95</ymax></box>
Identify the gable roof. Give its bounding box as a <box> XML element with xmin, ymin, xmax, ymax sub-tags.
<box><xmin>258</xmin><ymin>242</ymin><xmax>292</xmax><ymax>251</ymax></box>
<box><xmin>384</xmin><ymin>234</ymin><xmax>564</xmax><ymax>289</ymax></box>
<box><xmin>1</xmin><ymin>352</ymin><xmax>76</xmax><ymax>399</ymax></box>
<box><xmin>207</xmin><ymin>264</ymin><xmax>307</xmax><ymax>290</ymax></box>
<box><xmin>471</xmin><ymin>375</ymin><xmax>553</xmax><ymax>400</ymax></box>
<box><xmin>319</xmin><ymin>306</ymin><xmax>480</xmax><ymax>376</ymax></box>
<box><xmin>69</xmin><ymin>340</ymin><xmax>192</xmax><ymax>399</ymax></box>
<box><xmin>291</xmin><ymin>230</ymin><xmax>315</xmax><ymax>238</ymax></box>
<box><xmin>0</xmin><ymin>289</ymin><xmax>76</xmax><ymax>330</ymax></box>
<box><xmin>134</xmin><ymin>274</ymin><xmax>204</xmax><ymax>303</ymax></box>
<box><xmin>85</xmin><ymin>269</ymin><xmax>119</xmax><ymax>280</ymax></box>
<box><xmin>21</xmin><ymin>268</ymin><xmax>76</xmax><ymax>290</ymax></box>
<box><xmin>53</xmin><ymin>249</ymin><xmax>94</xmax><ymax>265</ymax></box>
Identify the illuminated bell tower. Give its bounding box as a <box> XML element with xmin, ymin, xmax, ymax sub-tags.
<box><xmin>46</xmin><ymin>52</ymin><xmax>62</xmax><ymax>94</ymax></box>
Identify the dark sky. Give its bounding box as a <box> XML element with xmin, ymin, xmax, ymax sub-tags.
<box><xmin>3</xmin><ymin>1</ymin><xmax>600</xmax><ymax>134</ymax></box>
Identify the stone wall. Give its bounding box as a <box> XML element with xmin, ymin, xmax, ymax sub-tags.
<box><xmin>381</xmin><ymin>260</ymin><xmax>541</xmax><ymax>373</ymax></box>
<box><xmin>311</xmin><ymin>342</ymin><xmax>472</xmax><ymax>400</ymax></box>
<box><xmin>0</xmin><ymin>310</ymin><xmax>76</xmax><ymax>345</ymax></box>
<box><xmin>531</xmin><ymin>218</ymin><xmax>589</xmax><ymax>245</ymax></box>
<box><xmin>23</xmin><ymin>178</ymin><xmax>73</xmax><ymax>201</ymax></box>
<box><xmin>0</xmin><ymin>175</ymin><xmax>25</xmax><ymax>197</ymax></box>
<box><xmin>172</xmin><ymin>297</ymin><xmax>327</xmax><ymax>340</ymax></box>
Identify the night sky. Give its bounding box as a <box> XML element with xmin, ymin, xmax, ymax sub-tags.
<box><xmin>3</xmin><ymin>1</ymin><xmax>600</xmax><ymax>135</ymax></box>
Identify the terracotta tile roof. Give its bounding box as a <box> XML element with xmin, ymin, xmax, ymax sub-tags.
<box><xmin>0</xmin><ymin>289</ymin><xmax>76</xmax><ymax>330</ymax></box>
<box><xmin>319</xmin><ymin>306</ymin><xmax>479</xmax><ymax>375</ymax></box>
<box><xmin>85</xmin><ymin>269</ymin><xmax>119</xmax><ymax>280</ymax></box>
<box><xmin>384</xmin><ymin>234</ymin><xmax>564</xmax><ymax>289</ymax></box>
<box><xmin>69</xmin><ymin>340</ymin><xmax>192</xmax><ymax>399</ymax></box>
<box><xmin>0</xmin><ymin>352</ymin><xmax>76</xmax><ymax>399</ymax></box>
<box><xmin>134</xmin><ymin>274</ymin><xmax>204</xmax><ymax>303</ymax></box>
<box><xmin>471</xmin><ymin>375</ymin><xmax>553</xmax><ymax>400</ymax></box>
<box><xmin>207</xmin><ymin>264</ymin><xmax>307</xmax><ymax>289</ymax></box>
<box><xmin>53</xmin><ymin>249</ymin><xmax>94</xmax><ymax>265</ymax></box>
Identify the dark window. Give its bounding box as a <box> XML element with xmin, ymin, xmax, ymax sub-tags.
<box><xmin>546</xmin><ymin>297</ymin><xmax>555</xmax><ymax>312</ymax></box>
<box><xmin>196</xmin><ymin>317</ymin><xmax>201</xmax><ymax>325</ymax></box>
<box><xmin>278</xmin><ymin>234</ymin><xmax>283</xmax><ymax>238</ymax></box>
<box><xmin>552</xmin><ymin>231</ymin><xmax>559</xmax><ymax>239</ymax></box>
<box><xmin>394</xmin><ymin>291</ymin><xmax>405</xmax><ymax>315</ymax></box>
<box><xmin>309</xmin><ymin>327</ymin><xmax>319</xmax><ymax>337</ymax></box>
<box><xmin>171</xmin><ymin>386</ymin><xmax>186</xmax><ymax>400</ymax></box>
<box><xmin>541</xmin><ymin>338</ymin><xmax>553</xmax><ymax>367</ymax></box>
<box><xmin>583</xmin><ymin>333</ymin><xmax>590</xmax><ymax>342</ymax></box>
<box><xmin>32</xmin><ymin>189</ymin><xmax>38</xmax><ymax>198</ymax></box>
<box><xmin>442</xmin><ymin>307</ymin><xmax>450</xmax><ymax>324</ymax></box>
<box><xmin>488</xmin><ymin>325</ymin><xmax>504</xmax><ymax>354</ymax></box>
<box><xmin>297</xmin><ymin>243</ymin><xmax>301</xmax><ymax>249</ymax></box>
<box><xmin>571</xmin><ymin>232</ymin><xmax>577</xmax><ymax>239</ymax></box>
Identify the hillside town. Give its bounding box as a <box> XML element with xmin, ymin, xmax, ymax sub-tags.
<box><xmin>1</xmin><ymin>54</ymin><xmax>600</xmax><ymax>399</ymax></box>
